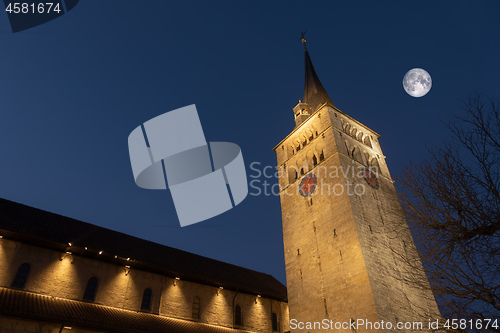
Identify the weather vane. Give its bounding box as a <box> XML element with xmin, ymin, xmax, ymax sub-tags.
<box><xmin>300</xmin><ymin>30</ymin><xmax>307</xmax><ymax>49</ymax></box>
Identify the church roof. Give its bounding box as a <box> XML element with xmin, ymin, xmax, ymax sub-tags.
<box><xmin>303</xmin><ymin>49</ymin><xmax>335</xmax><ymax>113</ymax></box>
<box><xmin>0</xmin><ymin>198</ymin><xmax>287</xmax><ymax>301</ymax></box>
<box><xmin>0</xmin><ymin>287</ymin><xmax>246</xmax><ymax>333</ymax></box>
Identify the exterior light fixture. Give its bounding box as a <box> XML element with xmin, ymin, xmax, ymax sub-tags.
<box><xmin>114</xmin><ymin>255</ymin><xmax>117</xmax><ymax>258</ymax></box>
<box><xmin>84</xmin><ymin>247</ymin><xmax>87</xmax><ymax>250</ymax></box>
<box><xmin>175</xmin><ymin>277</ymin><xmax>180</xmax><ymax>280</ymax></box>
<box><xmin>99</xmin><ymin>251</ymin><xmax>103</xmax><ymax>255</ymax></box>
<box><xmin>0</xmin><ymin>235</ymin><xmax>3</xmax><ymax>239</ymax></box>
<box><xmin>63</xmin><ymin>326</ymin><xmax>72</xmax><ymax>330</ymax></box>
<box><xmin>126</xmin><ymin>257</ymin><xmax>130</xmax><ymax>261</ymax></box>
<box><xmin>219</xmin><ymin>286</ymin><xmax>224</xmax><ymax>289</ymax></box>
<box><xmin>60</xmin><ymin>252</ymin><xmax>74</xmax><ymax>264</ymax></box>
<box><xmin>68</xmin><ymin>242</ymin><xmax>72</xmax><ymax>246</ymax></box>
<box><xmin>255</xmin><ymin>295</ymin><xmax>261</xmax><ymax>304</ymax></box>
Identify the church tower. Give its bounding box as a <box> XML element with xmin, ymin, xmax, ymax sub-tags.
<box><xmin>273</xmin><ymin>39</ymin><xmax>440</xmax><ymax>332</ymax></box>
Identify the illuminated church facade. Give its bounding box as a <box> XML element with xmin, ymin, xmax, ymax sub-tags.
<box><xmin>0</xmin><ymin>41</ymin><xmax>439</xmax><ymax>333</ymax></box>
<box><xmin>0</xmin><ymin>198</ymin><xmax>289</xmax><ymax>333</ymax></box>
<box><xmin>273</xmin><ymin>39</ymin><xmax>440</xmax><ymax>332</ymax></box>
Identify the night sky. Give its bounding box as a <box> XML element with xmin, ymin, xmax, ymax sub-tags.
<box><xmin>1</xmin><ymin>1</ymin><xmax>499</xmax><ymax>285</ymax></box>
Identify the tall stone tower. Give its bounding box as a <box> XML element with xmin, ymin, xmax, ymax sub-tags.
<box><xmin>273</xmin><ymin>41</ymin><xmax>440</xmax><ymax>332</ymax></box>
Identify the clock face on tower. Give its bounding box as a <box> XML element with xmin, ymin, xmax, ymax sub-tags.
<box><xmin>363</xmin><ymin>169</ymin><xmax>379</xmax><ymax>189</ymax></box>
<box><xmin>299</xmin><ymin>174</ymin><xmax>317</xmax><ymax>197</ymax></box>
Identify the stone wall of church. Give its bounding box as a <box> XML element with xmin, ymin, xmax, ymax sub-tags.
<box><xmin>275</xmin><ymin>105</ymin><xmax>439</xmax><ymax>332</ymax></box>
<box><xmin>329</xmin><ymin>107</ymin><xmax>441</xmax><ymax>326</ymax></box>
<box><xmin>0</xmin><ymin>238</ymin><xmax>288</xmax><ymax>332</ymax></box>
<box><xmin>276</xmin><ymin>107</ymin><xmax>381</xmax><ymax>330</ymax></box>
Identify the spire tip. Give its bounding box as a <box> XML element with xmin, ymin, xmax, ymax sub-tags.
<box><xmin>300</xmin><ymin>30</ymin><xmax>307</xmax><ymax>50</ymax></box>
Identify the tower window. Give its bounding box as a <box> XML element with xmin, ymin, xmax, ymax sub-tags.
<box><xmin>141</xmin><ymin>288</ymin><xmax>152</xmax><ymax>311</ymax></box>
<box><xmin>319</xmin><ymin>151</ymin><xmax>325</xmax><ymax>162</ymax></box>
<box><xmin>300</xmin><ymin>168</ymin><xmax>305</xmax><ymax>176</ymax></box>
<box><xmin>83</xmin><ymin>277</ymin><xmax>98</xmax><ymax>302</ymax></box>
<box><xmin>313</xmin><ymin>154</ymin><xmax>318</xmax><ymax>167</ymax></box>
<box><xmin>272</xmin><ymin>312</ymin><xmax>279</xmax><ymax>331</ymax></box>
<box><xmin>12</xmin><ymin>263</ymin><xmax>31</xmax><ymax>289</ymax></box>
<box><xmin>234</xmin><ymin>305</ymin><xmax>243</xmax><ymax>326</ymax></box>
<box><xmin>192</xmin><ymin>297</ymin><xmax>201</xmax><ymax>319</ymax></box>
<box><xmin>364</xmin><ymin>136</ymin><xmax>372</xmax><ymax>147</ymax></box>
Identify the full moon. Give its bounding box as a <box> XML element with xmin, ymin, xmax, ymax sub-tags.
<box><xmin>403</xmin><ymin>68</ymin><xmax>432</xmax><ymax>97</ymax></box>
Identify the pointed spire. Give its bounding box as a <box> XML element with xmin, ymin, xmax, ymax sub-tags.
<box><xmin>302</xmin><ymin>47</ymin><xmax>335</xmax><ymax>112</ymax></box>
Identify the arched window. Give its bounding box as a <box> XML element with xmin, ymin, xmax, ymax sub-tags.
<box><xmin>192</xmin><ymin>297</ymin><xmax>200</xmax><ymax>319</ymax></box>
<box><xmin>12</xmin><ymin>263</ymin><xmax>30</xmax><ymax>289</ymax></box>
<box><xmin>344</xmin><ymin>124</ymin><xmax>350</xmax><ymax>134</ymax></box>
<box><xmin>141</xmin><ymin>288</ymin><xmax>152</xmax><ymax>310</ymax></box>
<box><xmin>319</xmin><ymin>150</ymin><xmax>325</xmax><ymax>162</ymax></box>
<box><xmin>313</xmin><ymin>154</ymin><xmax>318</xmax><ymax>167</ymax></box>
<box><xmin>272</xmin><ymin>312</ymin><xmax>279</xmax><ymax>331</ymax></box>
<box><xmin>234</xmin><ymin>304</ymin><xmax>243</xmax><ymax>326</ymax></box>
<box><xmin>364</xmin><ymin>136</ymin><xmax>372</xmax><ymax>147</ymax></box>
<box><xmin>83</xmin><ymin>277</ymin><xmax>98</xmax><ymax>302</ymax></box>
<box><xmin>300</xmin><ymin>168</ymin><xmax>305</xmax><ymax>176</ymax></box>
<box><xmin>294</xmin><ymin>169</ymin><xmax>298</xmax><ymax>180</ymax></box>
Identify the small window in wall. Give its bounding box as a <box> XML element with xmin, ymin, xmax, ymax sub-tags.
<box><xmin>313</xmin><ymin>154</ymin><xmax>318</xmax><ymax>167</ymax></box>
<box><xmin>234</xmin><ymin>305</ymin><xmax>243</xmax><ymax>326</ymax></box>
<box><xmin>364</xmin><ymin>136</ymin><xmax>372</xmax><ymax>147</ymax></box>
<box><xmin>141</xmin><ymin>288</ymin><xmax>152</xmax><ymax>310</ymax></box>
<box><xmin>83</xmin><ymin>277</ymin><xmax>98</xmax><ymax>302</ymax></box>
<box><xmin>272</xmin><ymin>312</ymin><xmax>279</xmax><ymax>331</ymax></box>
<box><xmin>319</xmin><ymin>151</ymin><xmax>325</xmax><ymax>162</ymax></box>
<box><xmin>12</xmin><ymin>263</ymin><xmax>31</xmax><ymax>289</ymax></box>
<box><xmin>192</xmin><ymin>297</ymin><xmax>200</xmax><ymax>319</ymax></box>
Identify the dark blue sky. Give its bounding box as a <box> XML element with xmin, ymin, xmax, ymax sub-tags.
<box><xmin>1</xmin><ymin>1</ymin><xmax>499</xmax><ymax>285</ymax></box>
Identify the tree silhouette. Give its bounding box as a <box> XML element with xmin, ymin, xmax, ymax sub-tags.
<box><xmin>398</xmin><ymin>94</ymin><xmax>500</xmax><ymax>331</ymax></box>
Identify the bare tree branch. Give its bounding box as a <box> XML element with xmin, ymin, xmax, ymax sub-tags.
<box><xmin>396</xmin><ymin>93</ymin><xmax>500</xmax><ymax>332</ymax></box>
